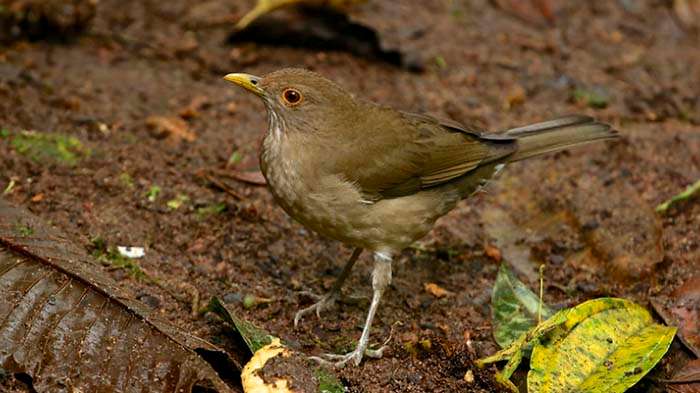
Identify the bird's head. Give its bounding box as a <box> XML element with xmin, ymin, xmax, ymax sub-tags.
<box><xmin>224</xmin><ymin>68</ymin><xmax>357</xmax><ymax>137</ymax></box>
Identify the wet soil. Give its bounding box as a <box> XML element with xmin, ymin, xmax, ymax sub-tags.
<box><xmin>1</xmin><ymin>1</ymin><xmax>699</xmax><ymax>392</ymax></box>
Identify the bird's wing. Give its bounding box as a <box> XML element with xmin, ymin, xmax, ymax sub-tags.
<box><xmin>337</xmin><ymin>107</ymin><xmax>517</xmax><ymax>200</ymax></box>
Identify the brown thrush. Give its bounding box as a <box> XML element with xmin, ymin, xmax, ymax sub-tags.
<box><xmin>224</xmin><ymin>68</ymin><xmax>617</xmax><ymax>367</ymax></box>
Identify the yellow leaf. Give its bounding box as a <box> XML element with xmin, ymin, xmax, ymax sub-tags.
<box><xmin>528</xmin><ymin>298</ymin><xmax>676</xmax><ymax>393</ymax></box>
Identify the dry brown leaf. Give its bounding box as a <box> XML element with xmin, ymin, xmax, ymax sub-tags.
<box><xmin>674</xmin><ymin>0</ymin><xmax>700</xmax><ymax>30</ymax></box>
<box><xmin>652</xmin><ymin>275</ymin><xmax>700</xmax><ymax>357</ymax></box>
<box><xmin>484</xmin><ymin>244</ymin><xmax>502</xmax><ymax>262</ymax></box>
<box><xmin>0</xmin><ymin>199</ymin><xmax>238</xmax><ymax>392</ymax></box>
<box><xmin>666</xmin><ymin>359</ymin><xmax>700</xmax><ymax>392</ymax></box>
<box><xmin>482</xmin><ymin>156</ymin><xmax>663</xmax><ymax>283</ymax></box>
<box><xmin>424</xmin><ymin>282</ymin><xmax>451</xmax><ymax>298</ymax></box>
<box><xmin>146</xmin><ymin>115</ymin><xmax>196</xmax><ymax>143</ymax></box>
<box><xmin>179</xmin><ymin>95</ymin><xmax>210</xmax><ymax>119</ymax></box>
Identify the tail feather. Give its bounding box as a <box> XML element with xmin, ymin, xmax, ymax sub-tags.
<box><xmin>504</xmin><ymin>116</ymin><xmax>618</xmax><ymax>162</ymax></box>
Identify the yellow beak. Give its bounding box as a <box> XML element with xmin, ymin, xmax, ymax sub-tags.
<box><xmin>223</xmin><ymin>73</ymin><xmax>264</xmax><ymax>96</ymax></box>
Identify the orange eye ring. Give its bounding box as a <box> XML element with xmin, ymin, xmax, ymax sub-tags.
<box><xmin>282</xmin><ymin>88</ymin><xmax>303</xmax><ymax>106</ymax></box>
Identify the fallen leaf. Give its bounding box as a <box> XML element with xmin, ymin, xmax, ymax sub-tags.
<box><xmin>207</xmin><ymin>296</ymin><xmax>273</xmax><ymax>354</ymax></box>
<box><xmin>528</xmin><ymin>298</ymin><xmax>676</xmax><ymax>393</ymax></box>
<box><xmin>503</xmin><ymin>84</ymin><xmax>526</xmax><ymax>110</ymax></box>
<box><xmin>668</xmin><ymin>358</ymin><xmax>700</xmax><ymax>383</ymax></box>
<box><xmin>484</xmin><ymin>244</ymin><xmax>502</xmax><ymax>262</ymax></box>
<box><xmin>673</xmin><ymin>0</ymin><xmax>700</xmax><ymax>30</ymax></box>
<box><xmin>230</xmin><ymin>1</ymin><xmax>426</xmax><ymax>70</ymax></box>
<box><xmin>652</xmin><ymin>275</ymin><xmax>700</xmax><ymax>357</ymax></box>
<box><xmin>483</xmin><ymin>161</ymin><xmax>663</xmax><ymax>283</ymax></box>
<box><xmin>146</xmin><ymin>115</ymin><xmax>196</xmax><ymax>143</ymax></box>
<box><xmin>0</xmin><ymin>200</ymin><xmax>238</xmax><ymax>392</ymax></box>
<box><xmin>479</xmin><ymin>298</ymin><xmax>676</xmax><ymax>393</ymax></box>
<box><xmin>491</xmin><ymin>263</ymin><xmax>553</xmax><ymax>348</ymax></box>
<box><xmin>179</xmin><ymin>95</ymin><xmax>210</xmax><ymax>119</ymax></box>
<box><xmin>424</xmin><ymin>282</ymin><xmax>451</xmax><ymax>298</ymax></box>
<box><xmin>241</xmin><ymin>338</ymin><xmax>345</xmax><ymax>393</ymax></box>
<box><xmin>233</xmin><ymin>0</ymin><xmax>366</xmax><ymax>31</ymax></box>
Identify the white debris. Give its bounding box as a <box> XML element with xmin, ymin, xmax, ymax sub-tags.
<box><xmin>117</xmin><ymin>246</ymin><xmax>145</xmax><ymax>259</ymax></box>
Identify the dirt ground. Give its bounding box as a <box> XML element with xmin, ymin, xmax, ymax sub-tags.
<box><xmin>1</xmin><ymin>1</ymin><xmax>699</xmax><ymax>392</ymax></box>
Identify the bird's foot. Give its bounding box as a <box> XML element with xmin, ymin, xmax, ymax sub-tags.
<box><xmin>294</xmin><ymin>292</ymin><xmax>336</xmax><ymax>327</ymax></box>
<box><xmin>309</xmin><ymin>345</ymin><xmax>387</xmax><ymax>368</ymax></box>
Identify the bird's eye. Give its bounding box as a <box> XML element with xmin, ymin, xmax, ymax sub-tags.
<box><xmin>282</xmin><ymin>88</ymin><xmax>302</xmax><ymax>106</ymax></box>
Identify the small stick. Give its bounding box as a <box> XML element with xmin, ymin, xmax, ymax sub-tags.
<box><xmin>538</xmin><ymin>264</ymin><xmax>545</xmax><ymax>324</ymax></box>
<box><xmin>656</xmin><ymin>179</ymin><xmax>700</xmax><ymax>214</ymax></box>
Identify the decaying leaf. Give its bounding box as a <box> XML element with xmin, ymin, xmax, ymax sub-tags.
<box><xmin>424</xmin><ymin>282</ymin><xmax>451</xmax><ymax>298</ymax></box>
<box><xmin>208</xmin><ymin>297</ymin><xmax>344</xmax><ymax>393</ymax></box>
<box><xmin>673</xmin><ymin>0</ymin><xmax>700</xmax><ymax>30</ymax></box>
<box><xmin>479</xmin><ymin>298</ymin><xmax>676</xmax><ymax>393</ymax></box>
<box><xmin>0</xmin><ymin>199</ymin><xmax>238</xmax><ymax>392</ymax></box>
<box><xmin>528</xmin><ymin>298</ymin><xmax>676</xmax><ymax>393</ymax></box>
<box><xmin>651</xmin><ymin>275</ymin><xmax>700</xmax><ymax>357</ymax></box>
<box><xmin>146</xmin><ymin>115</ymin><xmax>197</xmax><ymax>143</ymax></box>
<box><xmin>491</xmin><ymin>263</ymin><xmax>553</xmax><ymax>348</ymax></box>
<box><xmin>208</xmin><ymin>296</ymin><xmax>273</xmax><ymax>353</ymax></box>
<box><xmin>665</xmin><ymin>359</ymin><xmax>700</xmax><ymax>392</ymax></box>
<box><xmin>241</xmin><ymin>338</ymin><xmax>344</xmax><ymax>393</ymax></box>
<box><xmin>482</xmin><ymin>158</ymin><xmax>663</xmax><ymax>283</ymax></box>
<box><xmin>230</xmin><ymin>1</ymin><xmax>427</xmax><ymax>70</ymax></box>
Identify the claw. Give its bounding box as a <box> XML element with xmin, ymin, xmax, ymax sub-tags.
<box><xmin>293</xmin><ymin>294</ymin><xmax>336</xmax><ymax>327</ymax></box>
<box><xmin>309</xmin><ymin>345</ymin><xmax>387</xmax><ymax>368</ymax></box>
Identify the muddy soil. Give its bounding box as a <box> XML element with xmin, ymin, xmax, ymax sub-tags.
<box><xmin>1</xmin><ymin>1</ymin><xmax>698</xmax><ymax>392</ymax></box>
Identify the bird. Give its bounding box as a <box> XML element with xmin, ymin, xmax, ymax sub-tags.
<box><xmin>223</xmin><ymin>68</ymin><xmax>618</xmax><ymax>367</ymax></box>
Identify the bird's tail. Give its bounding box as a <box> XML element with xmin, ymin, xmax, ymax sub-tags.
<box><xmin>505</xmin><ymin>115</ymin><xmax>618</xmax><ymax>162</ymax></box>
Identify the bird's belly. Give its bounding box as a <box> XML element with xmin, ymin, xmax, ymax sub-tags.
<box><xmin>263</xmin><ymin>161</ymin><xmax>450</xmax><ymax>251</ymax></box>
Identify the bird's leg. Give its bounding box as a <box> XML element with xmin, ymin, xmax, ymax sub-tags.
<box><xmin>294</xmin><ymin>247</ymin><xmax>363</xmax><ymax>327</ymax></box>
<box><xmin>311</xmin><ymin>251</ymin><xmax>392</xmax><ymax>367</ymax></box>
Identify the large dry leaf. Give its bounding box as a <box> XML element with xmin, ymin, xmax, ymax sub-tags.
<box><xmin>652</xmin><ymin>275</ymin><xmax>700</xmax><ymax>357</ymax></box>
<box><xmin>482</xmin><ymin>156</ymin><xmax>663</xmax><ymax>283</ymax></box>
<box><xmin>0</xmin><ymin>199</ymin><xmax>239</xmax><ymax>392</ymax></box>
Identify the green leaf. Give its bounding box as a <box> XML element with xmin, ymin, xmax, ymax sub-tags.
<box><xmin>477</xmin><ymin>309</ymin><xmax>569</xmax><ymax>392</ymax></box>
<box><xmin>528</xmin><ymin>297</ymin><xmax>676</xmax><ymax>393</ymax></box>
<box><xmin>492</xmin><ymin>263</ymin><xmax>553</xmax><ymax>348</ymax></box>
<box><xmin>572</xmin><ymin>87</ymin><xmax>610</xmax><ymax>109</ymax></box>
<box><xmin>10</xmin><ymin>131</ymin><xmax>89</xmax><ymax>166</ymax></box>
<box><xmin>207</xmin><ymin>297</ymin><xmax>273</xmax><ymax>353</ymax></box>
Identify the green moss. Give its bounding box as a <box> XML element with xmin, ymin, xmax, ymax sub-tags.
<box><xmin>166</xmin><ymin>194</ymin><xmax>189</xmax><ymax>210</ymax></box>
<box><xmin>118</xmin><ymin>172</ymin><xmax>134</xmax><ymax>189</ymax></box>
<box><xmin>14</xmin><ymin>222</ymin><xmax>34</xmax><ymax>237</ymax></box>
<box><xmin>10</xmin><ymin>131</ymin><xmax>89</xmax><ymax>166</ymax></box>
<box><xmin>196</xmin><ymin>202</ymin><xmax>227</xmax><ymax>219</ymax></box>
<box><xmin>572</xmin><ymin>87</ymin><xmax>610</xmax><ymax>109</ymax></box>
<box><xmin>315</xmin><ymin>368</ymin><xmax>344</xmax><ymax>393</ymax></box>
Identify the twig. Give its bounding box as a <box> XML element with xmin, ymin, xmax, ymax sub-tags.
<box><xmin>198</xmin><ymin>170</ymin><xmax>244</xmax><ymax>200</ymax></box>
<box><xmin>656</xmin><ymin>179</ymin><xmax>700</xmax><ymax>213</ymax></box>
